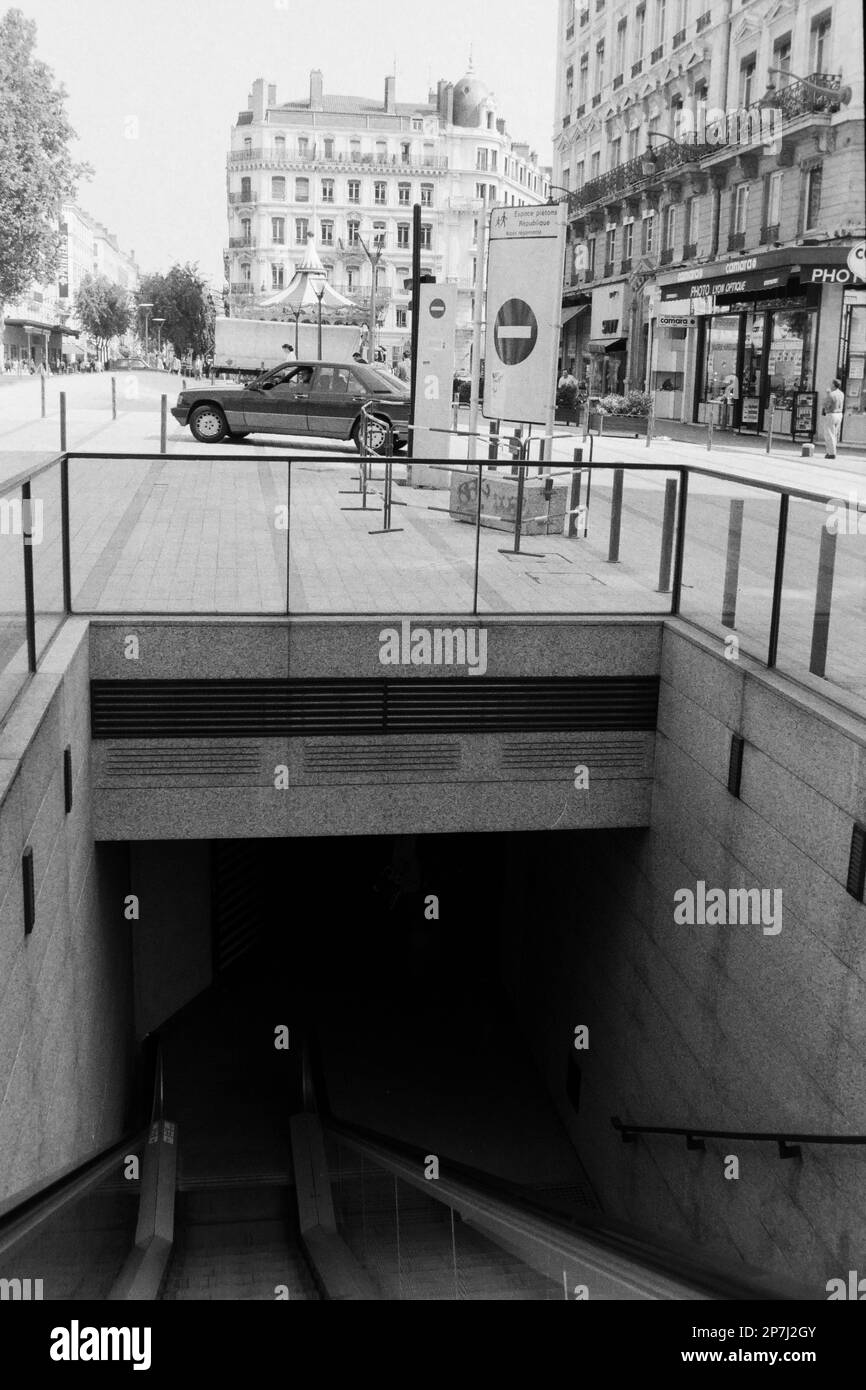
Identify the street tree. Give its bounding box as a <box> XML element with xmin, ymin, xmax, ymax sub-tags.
<box><xmin>137</xmin><ymin>264</ymin><xmax>215</xmax><ymax>359</ymax></box>
<box><xmin>74</xmin><ymin>273</ymin><xmax>131</xmax><ymax>357</ymax></box>
<box><xmin>0</xmin><ymin>8</ymin><xmax>88</xmax><ymax>314</ymax></box>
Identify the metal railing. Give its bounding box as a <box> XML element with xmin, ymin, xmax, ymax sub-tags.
<box><xmin>1</xmin><ymin>451</ymin><xmax>863</xmax><ymax>724</ymax></box>
<box><xmin>613</xmin><ymin>1116</ymin><xmax>866</xmax><ymax>1162</ymax></box>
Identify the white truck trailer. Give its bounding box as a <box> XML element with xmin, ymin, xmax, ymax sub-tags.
<box><xmin>214</xmin><ymin>318</ymin><xmax>359</xmax><ymax>376</ymax></box>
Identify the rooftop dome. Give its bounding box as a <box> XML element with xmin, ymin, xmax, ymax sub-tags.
<box><xmin>452</xmin><ymin>65</ymin><xmax>489</xmax><ymax>127</ymax></box>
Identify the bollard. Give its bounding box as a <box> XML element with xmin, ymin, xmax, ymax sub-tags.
<box><xmin>452</xmin><ymin>394</ymin><xmax>460</xmax><ymax>432</ymax></box>
<box><xmin>568</xmin><ymin>449</ymin><xmax>583</xmax><ymax>539</ymax></box>
<box><xmin>706</xmin><ymin>404</ymin><xmax>714</xmax><ymax>451</ymax></box>
<box><xmin>488</xmin><ymin>419</ymin><xmax>499</xmax><ymax>465</ymax></box>
<box><xmin>182</xmin><ymin>377</ymin><xmax>188</xmax><ymax>392</ymax></box>
<box><xmin>607</xmin><ymin>468</ymin><xmax>624</xmax><ymax>563</ymax></box>
<box><xmin>645</xmin><ymin>405</ymin><xmax>655</xmax><ymax>448</ymax></box>
<box><xmin>111</xmin><ymin>376</ymin><xmax>117</xmax><ymax>421</ymax></box>
<box><xmin>160</xmin><ymin>395</ymin><xmax>168</xmax><ymax>454</ymax></box>
<box><xmin>656</xmin><ymin>477</ymin><xmax>678</xmax><ymax>593</ymax></box>
<box><xmin>765</xmin><ymin>394</ymin><xmax>775</xmax><ymax>454</ymax></box>
<box><xmin>41</xmin><ymin>374</ymin><xmax>46</xmax><ymax>419</ymax></box>
<box><xmin>721</xmin><ymin>498</ymin><xmax>744</xmax><ymax>627</ymax></box>
<box><xmin>809</xmin><ymin>525</ymin><xmax>837</xmax><ymax>678</ymax></box>
<box><xmin>510</xmin><ymin>426</ymin><xmax>523</xmax><ymax>475</ymax></box>
<box><xmin>59</xmin><ymin>392</ymin><xmax>67</xmax><ymax>451</ymax></box>
<box><xmin>513</xmin><ymin>465</ymin><xmax>526</xmax><ymax>552</ymax></box>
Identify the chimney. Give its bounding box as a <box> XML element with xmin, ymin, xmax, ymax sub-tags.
<box><xmin>496</xmin><ymin>117</ymin><xmax>506</xmax><ymax>134</ymax></box>
<box><xmin>444</xmin><ymin>82</ymin><xmax>454</xmax><ymax>124</ymax></box>
<box><xmin>267</xmin><ymin>83</ymin><xmax>277</xmax><ymax>108</ymax></box>
<box><xmin>310</xmin><ymin>69</ymin><xmax>324</xmax><ymax>111</ymax></box>
<box><xmin>251</xmin><ymin>78</ymin><xmax>266</xmax><ymax>123</ymax></box>
<box><xmin>385</xmin><ymin>74</ymin><xmax>396</xmax><ymax>113</ymax></box>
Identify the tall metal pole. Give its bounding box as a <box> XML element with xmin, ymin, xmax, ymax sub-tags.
<box><xmin>407</xmin><ymin>203</ymin><xmax>422</xmax><ymax>460</ymax></box>
<box><xmin>467</xmin><ymin>209</ymin><xmax>487</xmax><ymax>462</ymax></box>
<box><xmin>316</xmin><ymin>291</ymin><xmax>323</xmax><ymax>360</ymax></box>
<box><xmin>541</xmin><ymin>200</ymin><xmax>568</xmax><ymax>467</ymax></box>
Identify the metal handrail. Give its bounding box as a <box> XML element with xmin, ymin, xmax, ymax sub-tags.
<box><xmin>613</xmin><ymin>1115</ymin><xmax>866</xmax><ymax>1161</ymax></box>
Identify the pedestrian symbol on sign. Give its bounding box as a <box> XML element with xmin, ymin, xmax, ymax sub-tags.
<box><xmin>493</xmin><ymin>298</ymin><xmax>538</xmax><ymax>365</ymax></box>
<box><xmin>429</xmin><ymin>298</ymin><xmax>446</xmax><ymax>319</ymax></box>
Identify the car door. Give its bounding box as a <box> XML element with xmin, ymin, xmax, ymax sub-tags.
<box><xmin>242</xmin><ymin>365</ymin><xmax>312</xmax><ymax>435</ymax></box>
<box><xmin>306</xmin><ymin>364</ymin><xmax>362</xmax><ymax>438</ymax></box>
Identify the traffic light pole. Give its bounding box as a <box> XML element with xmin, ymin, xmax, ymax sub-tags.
<box><xmin>407</xmin><ymin>204</ymin><xmax>422</xmax><ymax>460</ymax></box>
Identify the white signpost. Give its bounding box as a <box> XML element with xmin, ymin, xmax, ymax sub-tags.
<box><xmin>482</xmin><ymin>203</ymin><xmax>567</xmax><ymax>430</ymax></box>
<box><xmin>407</xmin><ymin>282</ymin><xmax>458</xmax><ymax>486</ymax></box>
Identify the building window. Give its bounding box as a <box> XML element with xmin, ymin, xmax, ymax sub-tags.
<box><xmin>578</xmin><ymin>53</ymin><xmax>589</xmax><ymax>105</ymax></box>
<box><xmin>271</xmin><ymin>176</ymin><xmax>285</xmax><ymax>200</ymax></box>
<box><xmin>654</xmin><ymin>0</ymin><xmax>665</xmax><ymax>46</ymax></box>
<box><xmin>321</xmin><ymin>219</ymin><xmax>334</xmax><ymax>245</ymax></box>
<box><xmin>244</xmin><ymin>137</ymin><xmax>252</xmax><ymax>151</ymax></box>
<box><xmin>324</xmin><ymin>137</ymin><xmax>335</xmax><ymax>159</ymax></box>
<box><xmin>810</xmin><ymin>11</ymin><xmax>831</xmax><ymax>73</ymax></box>
<box><xmin>634</xmin><ymin>6</ymin><xmax>645</xmax><ymax>62</ymax></box>
<box><xmin>476</xmin><ymin>182</ymin><xmax>488</xmax><ymax>202</ymax></box>
<box><xmin>320</xmin><ymin>179</ymin><xmax>334</xmax><ymax>203</ymax></box>
<box><xmin>763</xmin><ymin>170</ymin><xmax>783</xmax><ymax>233</ymax></box>
<box><xmin>590</xmin><ymin>150</ymin><xmax>600</xmax><ymax>179</ymax></box>
<box><xmin>412</xmin><ymin>118</ymin><xmax>423</xmax><ymax>131</ymax></box>
<box><xmin>240</xmin><ymin>218</ymin><xmax>252</xmax><ymax>245</ymax></box>
<box><xmin>373</xmin><ymin>221</ymin><xmax>386</xmax><ymax>249</ymax></box>
<box><xmin>623</xmin><ymin>221</ymin><xmax>634</xmax><ymax>259</ymax></box>
<box><xmin>241</xmin><ymin>176</ymin><xmax>253</xmax><ymax>202</ymax></box>
<box><xmin>420</xmin><ymin>184</ymin><xmax>433</xmax><ymax>207</ymax></box>
<box><xmin>566</xmin><ymin>64</ymin><xmax>574</xmax><ymax>108</ymax></box>
<box><xmin>272</xmin><ymin>217</ymin><xmax>285</xmax><ymax>244</ymax></box>
<box><xmin>733</xmin><ymin>183</ymin><xmax>749</xmax><ymax>234</ymax></box>
<box><xmin>397</xmin><ymin>222</ymin><xmax>410</xmax><ymax>248</ymax></box>
<box><xmin>420</xmin><ymin>223</ymin><xmax>432</xmax><ymax>249</ymax></box>
<box><xmin>490</xmin><ymin>150</ymin><xmax>498</xmax><ymax>171</ymax></box>
<box><xmin>739</xmin><ymin>53</ymin><xmax>757</xmax><ymax>108</ymax></box>
<box><xmin>350</xmin><ymin>138</ymin><xmax>361</xmax><ymax>161</ymax></box>
<box><xmin>609</xmin><ymin>137</ymin><xmax>621</xmax><ymax>169</ymax></box>
<box><xmin>595</xmin><ymin>40</ymin><xmax>605</xmax><ymax>94</ymax></box>
<box><xmin>684</xmin><ymin>196</ymin><xmax>699</xmax><ymax>248</ymax></box>
<box><xmin>274</xmin><ymin>136</ymin><xmax>285</xmax><ymax>156</ymax></box>
<box><xmin>376</xmin><ymin>140</ymin><xmax>387</xmax><ymax>163</ymax></box>
<box><xmin>295</xmin><ymin>177</ymin><xmax>309</xmax><ymax>202</ymax></box>
<box><xmin>348</xmin><ymin>180</ymin><xmax>361</xmax><ymax>203</ymax></box>
<box><xmin>805</xmin><ymin>165</ymin><xmax>822</xmax><ymax>230</ymax></box>
<box><xmin>298</xmin><ymin>136</ymin><xmax>309</xmax><ymax>157</ymax></box>
<box><xmin>605</xmin><ymin>227</ymin><xmax>616</xmax><ymax>265</ymax></box>
<box><xmin>664</xmin><ymin>204</ymin><xmax>676</xmax><ymax>249</ymax></box>
<box><xmin>396</xmin><ymin>307</ymin><xmax>408</xmax><ymax>328</ymax></box>
<box><xmin>575</xmin><ymin>161</ymin><xmax>584</xmax><ymax>189</ymax></box>
<box><xmin>272</xmin><ymin>264</ymin><xmax>284</xmax><ymax>289</ymax></box>
<box><xmin>374</xmin><ymin>181</ymin><xmax>387</xmax><ymax>204</ymax></box>
<box><xmin>476</xmin><ymin>147</ymin><xmax>489</xmax><ymax>171</ymax></box>
<box><xmin>401</xmin><ymin>141</ymin><xmax>411</xmax><ymax>163</ymax></box>
<box><xmin>347</xmin><ymin>220</ymin><xmax>360</xmax><ymax>247</ymax></box>
<box><xmin>241</xmin><ymin>262</ymin><xmax>251</xmax><ymax>283</ymax></box>
<box><xmin>642</xmin><ymin>214</ymin><xmax>655</xmax><ymax>254</ymax></box>
<box><xmin>295</xmin><ymin>218</ymin><xmax>308</xmax><ymax>243</ymax></box>
<box><xmin>627</xmin><ymin>126</ymin><xmax>640</xmax><ymax>162</ymax></box>
<box><xmin>422</xmin><ymin>142</ymin><xmax>435</xmax><ymax>164</ymax></box>
<box><xmin>772</xmin><ymin>32</ymin><xmax>792</xmax><ymax>86</ymax></box>
<box><xmin>398</xmin><ymin>182</ymin><xmax>411</xmax><ymax>205</ymax></box>
<box><xmin>615</xmin><ymin>18</ymin><xmax>627</xmax><ymax>75</ymax></box>
<box><xmin>347</xmin><ymin>265</ymin><xmax>360</xmax><ymax>289</ymax></box>
<box><xmin>587</xmin><ymin>237</ymin><xmax>596</xmax><ymax>276</ymax></box>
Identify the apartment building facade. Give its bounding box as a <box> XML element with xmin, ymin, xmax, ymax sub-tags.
<box><xmin>553</xmin><ymin>0</ymin><xmax>865</xmax><ymax>441</ymax></box>
<box><xmin>1</xmin><ymin>204</ymin><xmax>140</xmax><ymax>370</ymax></box>
<box><xmin>225</xmin><ymin>68</ymin><xmax>551</xmax><ymax>369</ymax></box>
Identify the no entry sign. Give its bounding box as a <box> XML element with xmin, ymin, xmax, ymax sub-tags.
<box><xmin>483</xmin><ymin>203</ymin><xmax>567</xmax><ymax>424</ymax></box>
<box><xmin>429</xmin><ymin>297</ymin><xmax>447</xmax><ymax>319</ymax></box>
<box><xmin>493</xmin><ymin>298</ymin><xmax>538</xmax><ymax>365</ymax></box>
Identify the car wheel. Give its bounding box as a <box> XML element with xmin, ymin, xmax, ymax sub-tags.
<box><xmin>352</xmin><ymin>414</ymin><xmax>392</xmax><ymax>455</ymax></box>
<box><xmin>189</xmin><ymin>404</ymin><xmax>228</xmax><ymax>444</ymax></box>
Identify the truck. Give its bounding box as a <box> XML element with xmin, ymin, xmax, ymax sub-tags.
<box><xmin>214</xmin><ymin>317</ymin><xmax>360</xmax><ymax>377</ymax></box>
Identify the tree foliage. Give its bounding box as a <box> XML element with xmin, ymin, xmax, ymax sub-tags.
<box><xmin>74</xmin><ymin>272</ymin><xmax>131</xmax><ymax>350</ymax></box>
<box><xmin>137</xmin><ymin>264</ymin><xmax>215</xmax><ymax>357</ymax></box>
<box><xmin>0</xmin><ymin>8</ymin><xmax>88</xmax><ymax>309</ymax></box>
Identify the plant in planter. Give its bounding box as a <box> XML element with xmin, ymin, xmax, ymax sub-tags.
<box><xmin>556</xmin><ymin>379</ymin><xmax>580</xmax><ymax>422</ymax></box>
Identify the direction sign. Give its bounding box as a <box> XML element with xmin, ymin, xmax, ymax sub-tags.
<box><xmin>483</xmin><ymin>202</ymin><xmax>567</xmax><ymax>425</ymax></box>
<box><xmin>429</xmin><ymin>297</ymin><xmax>446</xmax><ymax>319</ymax></box>
<box><xmin>493</xmin><ymin>298</ymin><xmax>538</xmax><ymax>365</ymax></box>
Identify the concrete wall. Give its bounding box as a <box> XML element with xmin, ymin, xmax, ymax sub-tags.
<box><xmin>502</xmin><ymin>622</ymin><xmax>866</xmax><ymax>1291</ymax></box>
<box><xmin>131</xmin><ymin>842</ymin><xmax>212</xmax><ymax>1038</ymax></box>
<box><xmin>88</xmin><ymin>617</ymin><xmax>662</xmax><ymax>840</ymax></box>
<box><xmin>0</xmin><ymin>622</ymin><xmax>135</xmax><ymax>1205</ymax></box>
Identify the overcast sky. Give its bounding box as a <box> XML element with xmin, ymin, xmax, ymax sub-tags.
<box><xmin>15</xmin><ymin>0</ymin><xmax>557</xmax><ymax>285</ymax></box>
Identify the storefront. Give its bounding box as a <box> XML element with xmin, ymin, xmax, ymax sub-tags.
<box><xmin>1</xmin><ymin>317</ymin><xmax>81</xmax><ymax>372</ymax></box>
<box><xmin>838</xmin><ymin>287</ymin><xmax>866</xmax><ymax>445</ymax></box>
<box><xmin>656</xmin><ymin>244</ymin><xmax>865</xmax><ymax>436</ymax></box>
<box><xmin>585</xmin><ymin>281</ymin><xmax>629</xmax><ymax>396</ymax></box>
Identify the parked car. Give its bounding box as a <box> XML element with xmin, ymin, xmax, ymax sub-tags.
<box><xmin>108</xmin><ymin>356</ymin><xmax>148</xmax><ymax>371</ymax></box>
<box><xmin>170</xmin><ymin>360</ymin><xmax>410</xmax><ymax>452</ymax></box>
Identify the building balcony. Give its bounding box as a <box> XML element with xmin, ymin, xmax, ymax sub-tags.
<box><xmin>228</xmin><ymin>148</ymin><xmax>449</xmax><ymax>173</ymax></box>
<box><xmin>659</xmin><ymin>247</ymin><xmax>675</xmax><ymax>265</ymax></box>
<box><xmin>766</xmin><ymin>72</ymin><xmax>846</xmax><ymax>120</ymax></box>
<box><xmin>631</xmin><ymin>60</ymin><xmax>643</xmax><ymax>77</ymax></box>
<box><xmin>761</xmin><ymin>223</ymin><xmax>780</xmax><ymax>244</ymax></box>
<box><xmin>228</xmin><ymin>237</ymin><xmax>257</xmax><ymax>249</ymax></box>
<box><xmin>591</xmin><ymin>94</ymin><xmax>601</xmax><ymax>107</ymax></box>
<box><xmin>727</xmin><ymin>231</ymin><xmax>746</xmax><ymax>252</ymax></box>
<box><xmin>228</xmin><ymin>192</ymin><xmax>258</xmax><ymax>206</ymax></box>
<box><xmin>603</xmin><ymin>260</ymin><xmax>615</xmax><ymax>278</ymax></box>
<box><xmin>673</xmin><ymin>27</ymin><xmax>687</xmax><ymax>48</ymax></box>
<box><xmin>696</xmin><ymin>10</ymin><xmax>711</xmax><ymax>33</ymax></box>
<box><xmin>230</xmin><ymin>282</ymin><xmax>255</xmax><ymax>295</ymax></box>
<box><xmin>576</xmin><ymin>103</ymin><xmax>586</xmax><ymax>118</ymax></box>
<box><xmin>620</xmin><ymin>256</ymin><xmax>632</xmax><ymax>273</ymax></box>
<box><xmin>651</xmin><ymin>45</ymin><xmax>664</xmax><ymax>64</ymax></box>
<box><xmin>566</xmin><ymin>21</ymin><xmax>574</xmax><ymax>39</ymax></box>
<box><xmin>613</xmin><ymin>74</ymin><xmax>624</xmax><ymax>90</ymax></box>
<box><xmin>563</xmin><ymin>114</ymin><xmax>571</xmax><ymax>127</ymax></box>
<box><xmin>682</xmin><ymin>241</ymin><xmax>697</xmax><ymax>260</ymax></box>
<box><xmin>580</xmin><ymin>9</ymin><xmax>589</xmax><ymax>26</ymax></box>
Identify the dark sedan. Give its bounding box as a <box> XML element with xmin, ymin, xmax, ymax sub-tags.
<box><xmin>171</xmin><ymin>360</ymin><xmax>410</xmax><ymax>452</ymax></box>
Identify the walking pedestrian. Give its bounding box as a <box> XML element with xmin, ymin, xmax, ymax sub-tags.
<box><xmin>280</xmin><ymin>342</ymin><xmax>295</xmax><ymax>361</ymax></box>
<box><xmin>821</xmin><ymin>378</ymin><xmax>844</xmax><ymax>458</ymax></box>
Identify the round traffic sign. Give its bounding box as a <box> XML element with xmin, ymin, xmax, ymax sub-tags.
<box><xmin>429</xmin><ymin>297</ymin><xmax>447</xmax><ymax>319</ymax></box>
<box><xmin>847</xmin><ymin>241</ymin><xmax>865</xmax><ymax>282</ymax></box>
<box><xmin>493</xmin><ymin>298</ymin><xmax>538</xmax><ymax>365</ymax></box>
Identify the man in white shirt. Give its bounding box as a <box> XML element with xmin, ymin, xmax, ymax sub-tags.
<box><xmin>821</xmin><ymin>378</ymin><xmax>845</xmax><ymax>458</ymax></box>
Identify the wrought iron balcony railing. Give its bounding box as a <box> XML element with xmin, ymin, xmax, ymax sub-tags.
<box><xmin>682</xmin><ymin>241</ymin><xmax>697</xmax><ymax>259</ymax></box>
<box><xmin>659</xmin><ymin>247</ymin><xmax>675</xmax><ymax>264</ymax></box>
<box><xmin>228</xmin><ymin>237</ymin><xmax>257</xmax><ymax>249</ymax></box>
<box><xmin>761</xmin><ymin>223</ymin><xmax>780</xmax><ymax>244</ymax></box>
<box><xmin>229</xmin><ymin>282</ymin><xmax>255</xmax><ymax>295</ymax></box>
<box><xmin>767</xmin><ymin>71</ymin><xmax>844</xmax><ymax>119</ymax></box>
<box><xmin>728</xmin><ymin>230</ymin><xmax>746</xmax><ymax>252</ymax></box>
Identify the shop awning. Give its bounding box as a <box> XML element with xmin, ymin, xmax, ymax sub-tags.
<box><xmin>657</xmin><ymin>243</ymin><xmax>863</xmax><ymax>302</ymax></box>
<box><xmin>3</xmin><ymin>317</ymin><xmax>80</xmax><ymax>337</ymax></box>
<box><xmin>588</xmin><ymin>337</ymin><xmax>627</xmax><ymax>353</ymax></box>
<box><xmin>561</xmin><ymin>305</ymin><xmax>589</xmax><ymax>326</ymax></box>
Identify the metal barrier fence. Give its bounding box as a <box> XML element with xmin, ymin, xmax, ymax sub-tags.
<box><xmin>1</xmin><ymin>451</ymin><xmax>863</xmax><ymax>723</ymax></box>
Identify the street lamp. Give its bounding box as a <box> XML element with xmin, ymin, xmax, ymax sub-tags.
<box><xmin>761</xmin><ymin>67</ymin><xmax>852</xmax><ymax>106</ymax></box>
<box><xmin>152</xmin><ymin>318</ymin><xmax>166</xmax><ymax>360</ymax></box>
<box><xmin>547</xmin><ymin>183</ymin><xmax>572</xmax><ymax>205</ymax></box>
<box><xmin>640</xmin><ymin>132</ymin><xmax>682</xmax><ymax>178</ymax></box>
<box><xmin>139</xmin><ymin>302</ymin><xmax>154</xmax><ymax>365</ymax></box>
<box><xmin>357</xmin><ymin>233</ymin><xmax>384</xmax><ymax>363</ymax></box>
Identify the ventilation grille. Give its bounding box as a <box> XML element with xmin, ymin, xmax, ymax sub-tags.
<box><xmin>100</xmin><ymin>746</ymin><xmax>261</xmax><ymax>783</ymax></box>
<box><xmin>90</xmin><ymin>677</ymin><xmax>659</xmax><ymax>740</ymax></box>
<box><xmin>847</xmin><ymin>823</ymin><xmax>866</xmax><ymax>902</ymax></box>
<box><xmin>303</xmin><ymin>742</ymin><xmax>461</xmax><ymax>781</ymax></box>
<box><xmin>501</xmin><ymin>735</ymin><xmax>648</xmax><ymax>778</ymax></box>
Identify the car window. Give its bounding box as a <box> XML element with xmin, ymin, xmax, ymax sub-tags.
<box><xmin>370</xmin><ymin>368</ymin><xmax>408</xmax><ymax>393</ymax></box>
<box><xmin>271</xmin><ymin>366</ymin><xmax>311</xmax><ymax>388</ymax></box>
<box><xmin>347</xmin><ymin>371</ymin><xmax>370</xmax><ymax>394</ymax></box>
<box><xmin>313</xmin><ymin>366</ymin><xmax>352</xmax><ymax>394</ymax></box>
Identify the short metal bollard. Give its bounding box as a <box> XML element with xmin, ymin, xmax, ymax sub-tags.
<box><xmin>721</xmin><ymin>498</ymin><xmax>744</xmax><ymax>628</ymax></box>
<box><xmin>656</xmin><ymin>477</ymin><xmax>678</xmax><ymax>592</ymax></box>
<box><xmin>160</xmin><ymin>395</ymin><xmax>168</xmax><ymax>454</ymax></box>
<box><xmin>111</xmin><ymin>376</ymin><xmax>117</xmax><ymax>421</ymax></box>
<box><xmin>607</xmin><ymin>468</ymin><xmax>624</xmax><ymax>563</ymax></box>
<box><xmin>41</xmin><ymin>375</ymin><xmax>46</xmax><ymax>419</ymax></box>
<box><xmin>59</xmin><ymin>392</ymin><xmax>67</xmax><ymax>451</ymax></box>
<box><xmin>809</xmin><ymin>526</ymin><xmax>837</xmax><ymax>678</ymax></box>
